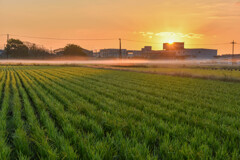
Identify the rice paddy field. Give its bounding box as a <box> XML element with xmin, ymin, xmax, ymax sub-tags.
<box><xmin>0</xmin><ymin>65</ymin><xmax>240</xmax><ymax>159</ymax></box>
<box><xmin>91</xmin><ymin>65</ymin><xmax>240</xmax><ymax>81</ymax></box>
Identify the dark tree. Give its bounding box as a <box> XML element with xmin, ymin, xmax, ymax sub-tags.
<box><xmin>5</xmin><ymin>39</ymin><xmax>29</xmax><ymax>58</ymax></box>
<box><xmin>28</xmin><ymin>43</ymin><xmax>50</xmax><ymax>59</ymax></box>
<box><xmin>63</xmin><ymin>44</ymin><xmax>87</xmax><ymax>56</ymax></box>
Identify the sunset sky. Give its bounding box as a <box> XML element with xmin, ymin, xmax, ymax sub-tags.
<box><xmin>0</xmin><ymin>0</ymin><xmax>240</xmax><ymax>54</ymax></box>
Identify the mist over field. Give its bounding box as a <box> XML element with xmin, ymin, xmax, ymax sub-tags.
<box><xmin>0</xmin><ymin>59</ymin><xmax>239</xmax><ymax>66</ymax></box>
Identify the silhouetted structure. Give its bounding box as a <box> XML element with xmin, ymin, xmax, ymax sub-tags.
<box><xmin>95</xmin><ymin>42</ymin><xmax>217</xmax><ymax>59</ymax></box>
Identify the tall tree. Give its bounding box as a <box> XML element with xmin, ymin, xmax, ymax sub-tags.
<box><xmin>28</xmin><ymin>43</ymin><xmax>50</xmax><ymax>59</ymax></box>
<box><xmin>5</xmin><ymin>39</ymin><xmax>29</xmax><ymax>58</ymax></box>
<box><xmin>63</xmin><ymin>44</ymin><xmax>87</xmax><ymax>56</ymax></box>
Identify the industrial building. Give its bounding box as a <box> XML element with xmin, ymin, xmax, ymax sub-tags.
<box><xmin>162</xmin><ymin>42</ymin><xmax>218</xmax><ymax>59</ymax></box>
<box><xmin>178</xmin><ymin>49</ymin><xmax>218</xmax><ymax>59</ymax></box>
<box><xmin>95</xmin><ymin>42</ymin><xmax>218</xmax><ymax>59</ymax></box>
<box><xmin>131</xmin><ymin>43</ymin><xmax>218</xmax><ymax>59</ymax></box>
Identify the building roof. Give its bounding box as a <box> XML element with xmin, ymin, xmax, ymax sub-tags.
<box><xmin>184</xmin><ymin>48</ymin><xmax>217</xmax><ymax>51</ymax></box>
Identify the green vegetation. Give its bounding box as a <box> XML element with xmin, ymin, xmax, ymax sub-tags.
<box><xmin>0</xmin><ymin>65</ymin><xmax>240</xmax><ymax>159</ymax></box>
<box><xmin>3</xmin><ymin>39</ymin><xmax>90</xmax><ymax>59</ymax></box>
<box><xmin>5</xmin><ymin>39</ymin><xmax>29</xmax><ymax>58</ymax></box>
<box><xmin>93</xmin><ymin>64</ymin><xmax>240</xmax><ymax>81</ymax></box>
<box><xmin>63</xmin><ymin>44</ymin><xmax>88</xmax><ymax>57</ymax></box>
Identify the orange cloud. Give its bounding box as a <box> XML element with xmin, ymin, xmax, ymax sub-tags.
<box><xmin>139</xmin><ymin>32</ymin><xmax>203</xmax><ymax>39</ymax></box>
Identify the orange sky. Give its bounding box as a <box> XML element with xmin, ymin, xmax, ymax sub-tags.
<box><xmin>0</xmin><ymin>0</ymin><xmax>240</xmax><ymax>54</ymax></box>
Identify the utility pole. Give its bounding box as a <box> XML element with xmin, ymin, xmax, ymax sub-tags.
<box><xmin>231</xmin><ymin>40</ymin><xmax>236</xmax><ymax>65</ymax></box>
<box><xmin>6</xmin><ymin>34</ymin><xmax>9</xmax><ymax>59</ymax></box>
<box><xmin>119</xmin><ymin>38</ymin><xmax>122</xmax><ymax>59</ymax></box>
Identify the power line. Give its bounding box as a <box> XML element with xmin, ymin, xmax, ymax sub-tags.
<box><xmin>2</xmin><ymin>34</ymin><xmax>235</xmax><ymax>46</ymax></box>
<box><xmin>185</xmin><ymin>43</ymin><xmax>230</xmax><ymax>45</ymax></box>
<box><xmin>9</xmin><ymin>34</ymin><xmax>117</xmax><ymax>41</ymax></box>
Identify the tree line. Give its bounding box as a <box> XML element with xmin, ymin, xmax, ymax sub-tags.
<box><xmin>1</xmin><ymin>38</ymin><xmax>90</xmax><ymax>59</ymax></box>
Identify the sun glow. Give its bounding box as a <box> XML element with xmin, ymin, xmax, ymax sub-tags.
<box><xmin>168</xmin><ymin>40</ymin><xmax>174</xmax><ymax>44</ymax></box>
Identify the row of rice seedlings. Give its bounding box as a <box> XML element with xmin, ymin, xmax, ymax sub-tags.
<box><xmin>30</xmin><ymin>68</ymin><xmax>209</xmax><ymax>138</ymax></box>
<box><xmin>25</xmin><ymin>69</ymin><xmax>147</xmax><ymax>153</ymax></box>
<box><xmin>60</xmin><ymin>67</ymin><xmax>240</xmax><ymax>110</ymax></box>
<box><xmin>23</xmin><ymin>70</ymin><xmax>104</xmax><ymax>137</ymax></box>
<box><xmin>14</xmin><ymin>69</ymin><xmax>58</xmax><ymax>159</ymax></box>
<box><xmin>19</xmin><ymin>70</ymin><xmax>107</xmax><ymax>159</ymax></box>
<box><xmin>43</xmin><ymin>68</ymin><xmax>221</xmax><ymax>113</ymax></box>
<box><xmin>78</xmin><ymin>72</ymin><xmax>240</xmax><ymax>132</ymax></box>
<box><xmin>9</xmin><ymin>71</ymin><xmax>31</xmax><ymax>159</ymax></box>
<box><xmin>26</xmin><ymin>68</ymin><xmax>211</xmax><ymax>158</ymax></box>
<box><xmin>22</xmin><ymin>69</ymin><xmax>144</xmax><ymax>159</ymax></box>
<box><xmin>16</xmin><ymin>65</ymin><xmax>240</xmax><ymax>106</ymax></box>
<box><xmin>43</xmin><ymin>70</ymin><xmax>227</xmax><ymax>158</ymax></box>
<box><xmin>23</xmin><ymin>68</ymin><xmax>159</xmax><ymax>159</ymax></box>
<box><xmin>108</xmin><ymin>70</ymin><xmax>240</xmax><ymax>109</ymax></box>
<box><xmin>62</xmin><ymin>69</ymin><xmax>240</xmax><ymax>154</ymax></box>
<box><xmin>35</xmin><ymin>67</ymin><xmax>240</xmax><ymax>159</ymax></box>
<box><xmin>0</xmin><ymin>71</ymin><xmax>11</xmax><ymax>159</ymax></box>
<box><xmin>55</xmin><ymin>68</ymin><xmax>240</xmax><ymax>120</ymax></box>
<box><xmin>48</xmin><ymin>68</ymin><xmax>240</xmax><ymax>133</ymax></box>
<box><xmin>37</xmin><ymin>68</ymin><xmax>225</xmax><ymax>133</ymax></box>
<box><xmin>8</xmin><ymin>66</ymin><xmax>238</xmax><ymax>159</ymax></box>
<box><xmin>16</xmin><ymin>71</ymin><xmax>77</xmax><ymax>159</ymax></box>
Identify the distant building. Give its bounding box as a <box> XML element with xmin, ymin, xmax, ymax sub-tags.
<box><xmin>216</xmin><ymin>54</ymin><xmax>240</xmax><ymax>59</ymax></box>
<box><xmin>142</xmin><ymin>46</ymin><xmax>152</xmax><ymax>52</ymax></box>
<box><xmin>127</xmin><ymin>50</ymin><xmax>142</xmax><ymax>58</ymax></box>
<box><xmin>162</xmin><ymin>42</ymin><xmax>217</xmax><ymax>59</ymax></box>
<box><xmin>179</xmin><ymin>49</ymin><xmax>218</xmax><ymax>59</ymax></box>
<box><xmin>0</xmin><ymin>50</ymin><xmax>4</xmax><ymax>57</ymax></box>
<box><xmin>53</xmin><ymin>48</ymin><xmax>64</xmax><ymax>55</ymax></box>
<box><xmin>163</xmin><ymin>42</ymin><xmax>184</xmax><ymax>50</ymax></box>
<box><xmin>99</xmin><ymin>49</ymin><xmax>127</xmax><ymax>58</ymax></box>
<box><xmin>0</xmin><ymin>50</ymin><xmax>4</xmax><ymax>55</ymax></box>
<box><xmin>97</xmin><ymin>42</ymin><xmax>217</xmax><ymax>59</ymax></box>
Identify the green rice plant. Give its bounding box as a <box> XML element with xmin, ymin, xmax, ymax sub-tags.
<box><xmin>0</xmin><ymin>65</ymin><xmax>240</xmax><ymax>159</ymax></box>
<box><xmin>0</xmin><ymin>71</ymin><xmax>11</xmax><ymax>159</ymax></box>
<box><xmin>17</xmin><ymin>71</ymin><xmax>78</xmax><ymax>160</ymax></box>
<box><xmin>9</xmin><ymin>71</ymin><xmax>32</xmax><ymax>159</ymax></box>
<box><xmin>14</xmin><ymin>69</ymin><xmax>58</xmax><ymax>159</ymax></box>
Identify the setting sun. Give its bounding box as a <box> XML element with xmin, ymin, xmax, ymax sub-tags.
<box><xmin>168</xmin><ymin>40</ymin><xmax>174</xmax><ymax>44</ymax></box>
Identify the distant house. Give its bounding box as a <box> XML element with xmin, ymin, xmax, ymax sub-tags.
<box><xmin>53</xmin><ymin>48</ymin><xmax>64</xmax><ymax>55</ymax></box>
<box><xmin>99</xmin><ymin>49</ymin><xmax>127</xmax><ymax>58</ymax></box>
<box><xmin>0</xmin><ymin>50</ymin><xmax>4</xmax><ymax>57</ymax></box>
<box><xmin>82</xmin><ymin>48</ymin><xmax>93</xmax><ymax>57</ymax></box>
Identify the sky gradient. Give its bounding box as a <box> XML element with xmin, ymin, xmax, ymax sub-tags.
<box><xmin>0</xmin><ymin>0</ymin><xmax>240</xmax><ymax>54</ymax></box>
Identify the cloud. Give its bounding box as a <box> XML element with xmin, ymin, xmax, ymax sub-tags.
<box><xmin>137</xmin><ymin>31</ymin><xmax>203</xmax><ymax>39</ymax></box>
<box><xmin>146</xmin><ymin>32</ymin><xmax>154</xmax><ymax>35</ymax></box>
<box><xmin>154</xmin><ymin>32</ymin><xmax>203</xmax><ymax>39</ymax></box>
<box><xmin>208</xmin><ymin>13</ymin><xmax>240</xmax><ymax>19</ymax></box>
